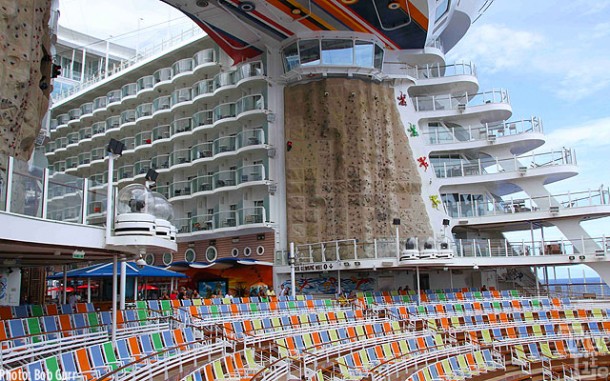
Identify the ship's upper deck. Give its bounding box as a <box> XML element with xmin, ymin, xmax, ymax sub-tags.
<box><xmin>163</xmin><ymin>0</ymin><xmax>484</xmax><ymax>62</ymax></box>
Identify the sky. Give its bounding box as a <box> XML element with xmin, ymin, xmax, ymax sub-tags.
<box><xmin>57</xmin><ymin>0</ymin><xmax>610</xmax><ymax>277</ymax></box>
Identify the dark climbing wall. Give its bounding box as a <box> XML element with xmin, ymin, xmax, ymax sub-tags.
<box><xmin>0</xmin><ymin>0</ymin><xmax>52</xmax><ymax>159</ymax></box>
<box><xmin>284</xmin><ymin>78</ymin><xmax>433</xmax><ymax>244</ymax></box>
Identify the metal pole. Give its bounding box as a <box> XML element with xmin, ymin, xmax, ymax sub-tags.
<box><xmin>62</xmin><ymin>265</ymin><xmax>68</xmax><ymax>304</ymax></box>
<box><xmin>567</xmin><ymin>267</ymin><xmax>572</xmax><ymax>297</ymax></box>
<box><xmin>120</xmin><ymin>260</ymin><xmax>127</xmax><ymax>309</ymax></box>
<box><xmin>583</xmin><ymin>268</ymin><xmax>588</xmax><ymax>294</ymax></box>
<box><xmin>105</xmin><ymin>154</ymin><xmax>116</xmax><ymax>241</ymax></box>
<box><xmin>111</xmin><ymin>254</ymin><xmax>118</xmax><ymax>346</ymax></box>
<box><xmin>416</xmin><ymin>266</ymin><xmax>421</xmax><ymax>305</ymax></box>
<box><xmin>544</xmin><ymin>266</ymin><xmax>550</xmax><ymax>297</ymax></box>
<box><xmin>534</xmin><ymin>266</ymin><xmax>540</xmax><ymax>297</ymax></box>
<box><xmin>395</xmin><ymin>225</ymin><xmax>400</xmax><ymax>259</ymax></box>
<box><xmin>87</xmin><ymin>277</ymin><xmax>91</xmax><ymax>303</ymax></box>
<box><xmin>134</xmin><ymin>277</ymin><xmax>138</xmax><ymax>301</ymax></box>
<box><xmin>290</xmin><ymin>242</ymin><xmax>296</xmax><ymax>298</ymax></box>
<box><xmin>337</xmin><ymin>269</ymin><xmax>341</xmax><ymax>296</ymax></box>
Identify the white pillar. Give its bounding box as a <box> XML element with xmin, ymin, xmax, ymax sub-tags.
<box><xmin>120</xmin><ymin>260</ymin><xmax>127</xmax><ymax>309</ymax></box>
<box><xmin>87</xmin><ymin>277</ymin><xmax>91</xmax><ymax>303</ymax></box>
<box><xmin>290</xmin><ymin>242</ymin><xmax>296</xmax><ymax>298</ymax></box>
<box><xmin>62</xmin><ymin>265</ymin><xmax>68</xmax><ymax>304</ymax></box>
<box><xmin>449</xmin><ymin>269</ymin><xmax>453</xmax><ymax>289</ymax></box>
<box><xmin>416</xmin><ymin>266</ymin><xmax>421</xmax><ymax>305</ymax></box>
<box><xmin>134</xmin><ymin>277</ymin><xmax>139</xmax><ymax>301</ymax></box>
<box><xmin>80</xmin><ymin>48</ymin><xmax>86</xmax><ymax>82</ymax></box>
<box><xmin>111</xmin><ymin>255</ymin><xmax>118</xmax><ymax>346</ymax></box>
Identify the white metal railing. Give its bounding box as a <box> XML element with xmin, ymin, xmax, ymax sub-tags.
<box><xmin>52</xmin><ymin>26</ymin><xmax>204</xmax><ymax>102</ymax></box>
<box><xmin>283</xmin><ymin>235</ymin><xmax>610</xmax><ymax>267</ymax></box>
<box><xmin>433</xmin><ymin>148</ymin><xmax>576</xmax><ymax>178</ymax></box>
<box><xmin>413</xmin><ymin>89</ymin><xmax>510</xmax><ymax>112</ymax></box>
<box><xmin>444</xmin><ymin>187</ymin><xmax>610</xmax><ymax>219</ymax></box>
<box><xmin>424</xmin><ymin>117</ymin><xmax>543</xmax><ymax>145</ymax></box>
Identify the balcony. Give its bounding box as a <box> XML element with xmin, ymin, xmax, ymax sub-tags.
<box><xmin>120</xmin><ymin>109</ymin><xmax>136</xmax><ymax>125</ymax></box>
<box><xmin>134</xmin><ymin>159</ymin><xmax>152</xmax><ymax>176</ymax></box>
<box><xmin>105</xmin><ymin>116</ymin><xmax>121</xmax><ymax>131</ymax></box>
<box><xmin>118</xmin><ymin>165</ymin><xmax>134</xmax><ymax>180</ymax></box>
<box><xmin>445</xmin><ymin>187</ymin><xmax>610</xmax><ymax>222</ymax></box>
<box><xmin>79</xmin><ymin>127</ymin><xmax>93</xmax><ymax>141</ymax></box>
<box><xmin>153</xmin><ymin>67</ymin><xmax>172</xmax><ymax>88</ymax></box>
<box><xmin>213</xmin><ymin>135</ymin><xmax>236</xmax><ymax>155</ymax></box>
<box><xmin>169</xmin><ymin>149</ymin><xmax>191</xmax><ymax>167</ymax></box>
<box><xmin>93</xmin><ymin>96</ymin><xmax>107</xmax><ymax>112</ymax></box>
<box><xmin>433</xmin><ymin>148</ymin><xmax>576</xmax><ymax>180</ymax></box>
<box><xmin>90</xmin><ymin>147</ymin><xmax>105</xmax><ymax>163</ymax></box>
<box><xmin>152</xmin><ymin>125</ymin><xmax>170</xmax><ymax>141</ymax></box>
<box><xmin>193</xmin><ymin>48</ymin><xmax>216</xmax><ymax>67</ymax></box>
<box><xmin>136</xmin><ymin>103</ymin><xmax>153</xmax><ymax>120</ymax></box>
<box><xmin>121</xmin><ymin>83</ymin><xmax>138</xmax><ymax>99</ymax></box>
<box><xmin>91</xmin><ymin>122</ymin><xmax>106</xmax><ymax>137</ymax></box>
<box><xmin>66</xmin><ymin>132</ymin><xmax>79</xmax><ymax>147</ymax></box>
<box><xmin>171</xmin><ymin>88</ymin><xmax>193</xmax><ymax>108</ymax></box>
<box><xmin>413</xmin><ymin>89</ymin><xmax>511</xmax><ymax>121</ymax></box>
<box><xmin>106</xmin><ymin>89</ymin><xmax>122</xmax><ymax>106</ymax></box>
<box><xmin>192</xmin><ymin>110</ymin><xmax>214</xmax><ymax>129</ymax></box>
<box><xmin>119</xmin><ymin>137</ymin><xmax>135</xmax><ymax>152</ymax></box>
<box><xmin>152</xmin><ymin>95</ymin><xmax>171</xmax><ymax>114</ymax></box>
<box><xmin>135</xmin><ymin>131</ymin><xmax>153</xmax><ymax>148</ymax></box>
<box><xmin>68</xmin><ymin>108</ymin><xmax>81</xmax><ymax>121</ymax></box>
<box><xmin>170</xmin><ymin>117</ymin><xmax>192</xmax><ymax>135</ymax></box>
<box><xmin>169</xmin><ymin>180</ymin><xmax>191</xmax><ymax>198</ymax></box>
<box><xmin>426</xmin><ymin>118</ymin><xmax>544</xmax><ymax>145</ymax></box>
<box><xmin>191</xmin><ymin>142</ymin><xmax>214</xmax><ymax>161</ymax></box>
<box><xmin>136</xmin><ymin>75</ymin><xmax>155</xmax><ymax>93</ymax></box>
<box><xmin>80</xmin><ymin>102</ymin><xmax>94</xmax><ymax>117</ymax></box>
<box><xmin>150</xmin><ymin>154</ymin><xmax>170</xmax><ymax>170</ymax></box>
<box><xmin>192</xmin><ymin>79</ymin><xmax>215</xmax><ymax>99</ymax></box>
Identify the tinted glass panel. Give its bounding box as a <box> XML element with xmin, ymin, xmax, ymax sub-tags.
<box><xmin>321</xmin><ymin>39</ymin><xmax>353</xmax><ymax>65</ymax></box>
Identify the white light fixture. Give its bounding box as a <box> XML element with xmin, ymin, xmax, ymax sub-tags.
<box><xmin>136</xmin><ymin>255</ymin><xmax>147</xmax><ymax>268</ymax></box>
<box><xmin>473</xmin><ymin>264</ymin><xmax>479</xmax><ymax>270</ymax></box>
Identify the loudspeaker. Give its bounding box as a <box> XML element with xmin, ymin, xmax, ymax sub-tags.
<box><xmin>442</xmin><ymin>219</ymin><xmax>450</xmax><ymax>226</ymax></box>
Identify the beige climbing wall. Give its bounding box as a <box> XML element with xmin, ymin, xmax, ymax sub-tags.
<box><xmin>0</xmin><ymin>0</ymin><xmax>52</xmax><ymax>159</ymax></box>
<box><xmin>285</xmin><ymin>78</ymin><xmax>433</xmax><ymax>244</ymax></box>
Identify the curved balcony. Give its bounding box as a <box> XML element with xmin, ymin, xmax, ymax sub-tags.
<box><xmin>121</xmin><ymin>83</ymin><xmax>138</xmax><ymax>103</ymax></box>
<box><xmin>170</xmin><ymin>117</ymin><xmax>192</xmax><ymax>136</ymax></box>
<box><xmin>193</xmin><ymin>48</ymin><xmax>216</xmax><ymax>70</ymax></box>
<box><xmin>152</xmin><ymin>125</ymin><xmax>170</xmax><ymax>142</ymax></box>
<box><xmin>169</xmin><ymin>149</ymin><xmax>191</xmax><ymax>168</ymax></box>
<box><xmin>93</xmin><ymin>96</ymin><xmax>107</xmax><ymax>115</ymax></box>
<box><xmin>53</xmin><ymin>160</ymin><xmax>66</xmax><ymax>173</ymax></box>
<box><xmin>236</xmin><ymin>94</ymin><xmax>265</xmax><ymax>116</ymax></box>
<box><xmin>118</xmin><ymin>164</ymin><xmax>134</xmax><ymax>181</ymax></box>
<box><xmin>172</xmin><ymin>58</ymin><xmax>194</xmax><ymax>79</ymax></box>
<box><xmin>77</xmin><ymin>152</ymin><xmax>91</xmax><ymax>168</ymax></box>
<box><xmin>413</xmin><ymin>89</ymin><xmax>511</xmax><ymax>122</ymax></box>
<box><xmin>170</xmin><ymin>88</ymin><xmax>193</xmax><ymax>109</ymax></box>
<box><xmin>237</xmin><ymin>128</ymin><xmax>266</xmax><ymax>148</ymax></box>
<box><xmin>182</xmin><ymin>206</ymin><xmax>268</xmax><ymax>232</ymax></box>
<box><xmin>136</xmin><ymin>75</ymin><xmax>155</xmax><ymax>94</ymax></box>
<box><xmin>168</xmin><ymin>180</ymin><xmax>191</xmax><ymax>199</ymax></box>
<box><xmin>134</xmin><ymin>159</ymin><xmax>152</xmax><ymax>177</ymax></box>
<box><xmin>65</xmin><ymin>157</ymin><xmax>79</xmax><ymax>174</ymax></box>
<box><xmin>425</xmin><ymin>118</ymin><xmax>545</xmax><ymax>155</ymax></box>
<box><xmin>134</xmin><ymin>131</ymin><xmax>153</xmax><ymax>149</ymax></box>
<box><xmin>79</xmin><ymin>127</ymin><xmax>93</xmax><ymax>142</ymax></box>
<box><xmin>80</xmin><ymin>102</ymin><xmax>94</xmax><ymax>118</ymax></box>
<box><xmin>106</xmin><ymin>89</ymin><xmax>122</xmax><ymax>107</ymax></box>
<box><xmin>153</xmin><ymin>67</ymin><xmax>173</xmax><ymax>91</ymax></box>
<box><xmin>88</xmin><ymin>173</ymin><xmax>107</xmax><ymax>189</ymax></box>
<box><xmin>66</xmin><ymin>132</ymin><xmax>79</xmax><ymax>147</ymax></box>
<box><xmin>90</xmin><ymin>147</ymin><xmax>106</xmax><ymax>164</ymax></box>
<box><xmin>192</xmin><ymin>79</ymin><xmax>215</xmax><ymax>101</ymax></box>
<box><xmin>406</xmin><ymin>62</ymin><xmax>478</xmax><ymax>96</ymax></box>
<box><xmin>152</xmin><ymin>95</ymin><xmax>171</xmax><ymax>115</ymax></box>
<box><xmin>214</xmin><ymin>72</ymin><xmax>236</xmax><ymax>91</ymax></box>
<box><xmin>213</xmin><ymin>102</ymin><xmax>236</xmax><ymax>121</ymax></box>
<box><xmin>445</xmin><ymin>188</ymin><xmax>610</xmax><ymax>227</ymax></box>
<box><xmin>191</xmin><ymin>142</ymin><xmax>214</xmax><ymax>161</ymax></box>
<box><xmin>105</xmin><ymin>115</ymin><xmax>121</xmax><ymax>132</ymax></box>
<box><xmin>192</xmin><ymin>110</ymin><xmax>214</xmax><ymax>130</ymax></box>
<box><xmin>91</xmin><ymin>121</ymin><xmax>106</xmax><ymax>138</ymax></box>
<box><xmin>136</xmin><ymin>103</ymin><xmax>153</xmax><ymax>120</ymax></box>
<box><xmin>56</xmin><ymin>114</ymin><xmax>69</xmax><ymax>130</ymax></box>
<box><xmin>120</xmin><ymin>109</ymin><xmax>136</xmax><ymax>126</ymax></box>
<box><xmin>434</xmin><ymin>148</ymin><xmax>578</xmax><ymax>191</ymax></box>
<box><xmin>213</xmin><ymin>135</ymin><xmax>237</xmax><ymax>155</ymax></box>
<box><xmin>45</xmin><ymin>141</ymin><xmax>55</xmax><ymax>155</ymax></box>
<box><xmin>150</xmin><ymin>154</ymin><xmax>170</xmax><ymax>171</ymax></box>
<box><xmin>119</xmin><ymin>137</ymin><xmax>135</xmax><ymax>153</ymax></box>
<box><xmin>68</xmin><ymin>108</ymin><xmax>82</xmax><ymax>122</ymax></box>
<box><xmin>50</xmin><ymin>118</ymin><xmax>58</xmax><ymax>132</ymax></box>
<box><xmin>55</xmin><ymin>137</ymin><xmax>68</xmax><ymax>152</ymax></box>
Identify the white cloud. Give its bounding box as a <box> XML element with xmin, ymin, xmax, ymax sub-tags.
<box><xmin>448</xmin><ymin>24</ymin><xmax>543</xmax><ymax>73</ymax></box>
<box><xmin>543</xmin><ymin>116</ymin><xmax>610</xmax><ymax>150</ymax></box>
<box><xmin>449</xmin><ymin>21</ymin><xmax>610</xmax><ymax>101</ymax></box>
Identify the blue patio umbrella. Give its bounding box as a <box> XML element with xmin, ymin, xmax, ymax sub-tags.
<box><xmin>48</xmin><ymin>261</ymin><xmax>187</xmax><ymax>279</ymax></box>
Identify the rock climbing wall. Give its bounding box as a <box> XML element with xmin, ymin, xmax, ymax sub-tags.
<box><xmin>0</xmin><ymin>0</ymin><xmax>52</xmax><ymax>159</ymax></box>
<box><xmin>285</xmin><ymin>78</ymin><xmax>433</xmax><ymax>244</ymax></box>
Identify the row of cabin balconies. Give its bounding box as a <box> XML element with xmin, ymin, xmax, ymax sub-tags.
<box><xmin>50</xmin><ymin>58</ymin><xmax>264</xmax><ymax>134</ymax></box>
<box><xmin>443</xmin><ymin>187</ymin><xmax>610</xmax><ymax>219</ymax></box>
<box><xmin>174</xmin><ymin>206</ymin><xmax>267</xmax><ymax>234</ymax></box>
<box><xmin>46</xmin><ymin>94</ymin><xmax>266</xmax><ymax>157</ymax></box>
<box><xmin>47</xmin><ymin>161</ymin><xmax>267</xmax><ymax>203</ymax></box>
<box><xmin>412</xmin><ymin>89</ymin><xmax>510</xmax><ymax>112</ymax></box>
<box><xmin>432</xmin><ymin>148</ymin><xmax>576</xmax><ymax>179</ymax></box>
<box><xmin>424</xmin><ymin>118</ymin><xmax>544</xmax><ymax>146</ymax></box>
<box><xmin>52</xmin><ymin>127</ymin><xmax>266</xmax><ymax>177</ymax></box>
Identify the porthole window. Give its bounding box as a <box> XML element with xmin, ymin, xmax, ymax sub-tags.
<box><xmin>231</xmin><ymin>248</ymin><xmax>239</xmax><ymax>257</ymax></box>
<box><xmin>144</xmin><ymin>253</ymin><xmax>155</xmax><ymax>265</ymax></box>
<box><xmin>162</xmin><ymin>252</ymin><xmax>174</xmax><ymax>266</ymax></box>
<box><xmin>205</xmin><ymin>246</ymin><xmax>218</xmax><ymax>262</ymax></box>
<box><xmin>185</xmin><ymin>248</ymin><xmax>196</xmax><ymax>263</ymax></box>
<box><xmin>256</xmin><ymin>246</ymin><xmax>265</xmax><ymax>256</ymax></box>
<box><xmin>243</xmin><ymin>247</ymin><xmax>252</xmax><ymax>257</ymax></box>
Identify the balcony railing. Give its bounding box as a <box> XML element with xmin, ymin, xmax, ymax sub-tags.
<box><xmin>433</xmin><ymin>148</ymin><xmax>576</xmax><ymax>178</ymax></box>
<box><xmin>413</xmin><ymin>89</ymin><xmax>510</xmax><ymax>112</ymax></box>
<box><xmin>444</xmin><ymin>187</ymin><xmax>610</xmax><ymax>219</ymax></box>
<box><xmin>425</xmin><ymin>117</ymin><xmax>543</xmax><ymax>145</ymax></box>
<box><xmin>175</xmin><ymin>206</ymin><xmax>266</xmax><ymax>233</ymax></box>
<box><xmin>137</xmin><ymin>75</ymin><xmax>155</xmax><ymax>92</ymax></box>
